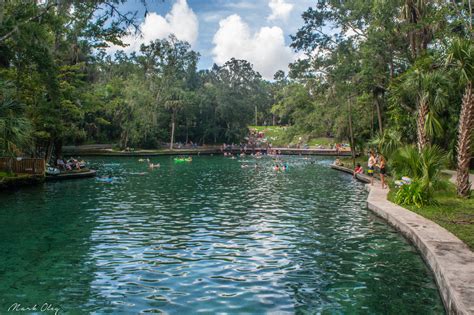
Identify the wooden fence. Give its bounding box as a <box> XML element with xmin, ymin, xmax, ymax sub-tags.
<box><xmin>0</xmin><ymin>157</ymin><xmax>45</xmax><ymax>175</ymax></box>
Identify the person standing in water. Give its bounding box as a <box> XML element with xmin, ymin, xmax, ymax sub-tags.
<box><xmin>368</xmin><ymin>151</ymin><xmax>376</xmax><ymax>186</ymax></box>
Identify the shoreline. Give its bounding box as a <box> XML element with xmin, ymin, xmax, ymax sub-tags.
<box><xmin>63</xmin><ymin>146</ymin><xmax>354</xmax><ymax>157</ymax></box>
<box><xmin>0</xmin><ymin>174</ymin><xmax>44</xmax><ymax>191</ymax></box>
<box><xmin>331</xmin><ymin>164</ymin><xmax>474</xmax><ymax>314</ymax></box>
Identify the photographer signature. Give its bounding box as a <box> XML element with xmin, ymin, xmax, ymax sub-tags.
<box><xmin>8</xmin><ymin>302</ymin><xmax>60</xmax><ymax>315</ymax></box>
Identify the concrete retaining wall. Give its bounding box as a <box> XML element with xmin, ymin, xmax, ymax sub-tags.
<box><xmin>367</xmin><ymin>185</ymin><xmax>474</xmax><ymax>314</ymax></box>
<box><xmin>330</xmin><ymin>164</ymin><xmax>371</xmax><ymax>183</ymax></box>
<box><xmin>331</xmin><ymin>164</ymin><xmax>474</xmax><ymax>314</ymax></box>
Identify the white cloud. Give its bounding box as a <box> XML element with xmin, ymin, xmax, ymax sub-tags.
<box><xmin>225</xmin><ymin>1</ymin><xmax>258</xmax><ymax>10</ymax></box>
<box><xmin>108</xmin><ymin>0</ymin><xmax>198</xmax><ymax>53</ymax></box>
<box><xmin>267</xmin><ymin>0</ymin><xmax>294</xmax><ymax>21</ymax></box>
<box><xmin>212</xmin><ymin>14</ymin><xmax>296</xmax><ymax>79</ymax></box>
<box><xmin>201</xmin><ymin>12</ymin><xmax>224</xmax><ymax>23</ymax></box>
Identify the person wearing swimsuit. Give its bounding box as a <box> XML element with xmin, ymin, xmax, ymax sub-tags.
<box><xmin>368</xmin><ymin>151</ymin><xmax>376</xmax><ymax>186</ymax></box>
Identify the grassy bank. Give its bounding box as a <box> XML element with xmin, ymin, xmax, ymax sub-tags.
<box><xmin>249</xmin><ymin>126</ymin><xmax>339</xmax><ymax>148</ymax></box>
<box><xmin>388</xmin><ymin>183</ymin><xmax>474</xmax><ymax>250</ymax></box>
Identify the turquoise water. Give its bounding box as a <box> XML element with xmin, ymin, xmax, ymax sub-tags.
<box><xmin>0</xmin><ymin>156</ymin><xmax>444</xmax><ymax>314</ymax></box>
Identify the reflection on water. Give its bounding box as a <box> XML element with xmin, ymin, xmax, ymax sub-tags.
<box><xmin>0</xmin><ymin>156</ymin><xmax>444</xmax><ymax>313</ymax></box>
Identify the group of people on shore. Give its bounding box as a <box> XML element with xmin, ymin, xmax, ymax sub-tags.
<box><xmin>335</xmin><ymin>150</ymin><xmax>387</xmax><ymax>189</ymax></box>
<box><xmin>367</xmin><ymin>150</ymin><xmax>387</xmax><ymax>189</ymax></box>
<box><xmin>56</xmin><ymin>157</ymin><xmax>85</xmax><ymax>171</ymax></box>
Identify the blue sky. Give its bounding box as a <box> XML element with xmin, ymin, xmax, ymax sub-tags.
<box><xmin>110</xmin><ymin>0</ymin><xmax>315</xmax><ymax>79</ymax></box>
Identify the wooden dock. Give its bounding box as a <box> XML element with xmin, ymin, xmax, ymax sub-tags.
<box><xmin>46</xmin><ymin>169</ymin><xmax>96</xmax><ymax>181</ymax></box>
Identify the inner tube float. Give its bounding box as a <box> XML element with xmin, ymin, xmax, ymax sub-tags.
<box><xmin>97</xmin><ymin>177</ymin><xmax>114</xmax><ymax>183</ymax></box>
<box><xmin>174</xmin><ymin>157</ymin><xmax>192</xmax><ymax>163</ymax></box>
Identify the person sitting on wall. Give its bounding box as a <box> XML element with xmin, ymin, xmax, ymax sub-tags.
<box><xmin>334</xmin><ymin>158</ymin><xmax>343</xmax><ymax>166</ymax></box>
<box><xmin>353</xmin><ymin>163</ymin><xmax>363</xmax><ymax>177</ymax></box>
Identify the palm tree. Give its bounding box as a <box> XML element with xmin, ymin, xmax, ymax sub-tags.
<box><xmin>446</xmin><ymin>38</ymin><xmax>474</xmax><ymax>197</ymax></box>
<box><xmin>394</xmin><ymin>67</ymin><xmax>448</xmax><ymax>152</ymax></box>
<box><xmin>370</xmin><ymin>129</ymin><xmax>403</xmax><ymax>158</ymax></box>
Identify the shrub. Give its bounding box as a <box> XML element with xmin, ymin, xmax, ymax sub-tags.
<box><xmin>391</xmin><ymin>145</ymin><xmax>447</xmax><ymax>205</ymax></box>
<box><xmin>395</xmin><ymin>180</ymin><xmax>432</xmax><ymax>208</ymax></box>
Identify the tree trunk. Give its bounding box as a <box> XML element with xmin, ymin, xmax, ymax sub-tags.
<box><xmin>255</xmin><ymin>105</ymin><xmax>258</xmax><ymax>126</ymax></box>
<box><xmin>45</xmin><ymin>138</ymin><xmax>54</xmax><ymax>164</ymax></box>
<box><xmin>417</xmin><ymin>95</ymin><xmax>429</xmax><ymax>152</ymax></box>
<box><xmin>7</xmin><ymin>157</ymin><xmax>12</xmax><ymax>174</ymax></box>
<box><xmin>348</xmin><ymin>98</ymin><xmax>356</xmax><ymax>169</ymax></box>
<box><xmin>170</xmin><ymin>110</ymin><xmax>176</xmax><ymax>150</ymax></box>
<box><xmin>0</xmin><ymin>0</ymin><xmax>5</xmax><ymax>25</ymax></box>
<box><xmin>54</xmin><ymin>139</ymin><xmax>62</xmax><ymax>161</ymax></box>
<box><xmin>120</xmin><ymin>130</ymin><xmax>128</xmax><ymax>150</ymax></box>
<box><xmin>456</xmin><ymin>82</ymin><xmax>473</xmax><ymax>197</ymax></box>
<box><xmin>185</xmin><ymin>124</ymin><xmax>189</xmax><ymax>144</ymax></box>
<box><xmin>371</xmin><ymin>102</ymin><xmax>375</xmax><ymax>138</ymax></box>
<box><xmin>374</xmin><ymin>94</ymin><xmax>383</xmax><ymax>135</ymax></box>
<box><xmin>389</xmin><ymin>57</ymin><xmax>395</xmax><ymax>79</ymax></box>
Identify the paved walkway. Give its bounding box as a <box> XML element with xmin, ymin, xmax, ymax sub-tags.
<box><xmin>367</xmin><ymin>185</ymin><xmax>474</xmax><ymax>314</ymax></box>
<box><xmin>442</xmin><ymin>170</ymin><xmax>474</xmax><ymax>190</ymax></box>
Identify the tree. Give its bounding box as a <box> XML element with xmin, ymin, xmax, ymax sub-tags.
<box><xmin>0</xmin><ymin>82</ymin><xmax>31</xmax><ymax>157</ymax></box>
<box><xmin>390</xmin><ymin>63</ymin><xmax>448</xmax><ymax>152</ymax></box>
<box><xmin>0</xmin><ymin>0</ymin><xmax>143</xmax><ymax>161</ymax></box>
<box><xmin>212</xmin><ymin>59</ymin><xmax>264</xmax><ymax>142</ymax></box>
<box><xmin>446</xmin><ymin>38</ymin><xmax>474</xmax><ymax>197</ymax></box>
<box><xmin>165</xmin><ymin>88</ymin><xmax>185</xmax><ymax>150</ymax></box>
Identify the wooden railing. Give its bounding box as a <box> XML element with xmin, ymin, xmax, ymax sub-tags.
<box><xmin>0</xmin><ymin>157</ymin><xmax>45</xmax><ymax>175</ymax></box>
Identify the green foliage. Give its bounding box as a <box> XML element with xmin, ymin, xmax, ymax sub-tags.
<box><xmin>391</xmin><ymin>145</ymin><xmax>448</xmax><ymax>204</ymax></box>
<box><xmin>0</xmin><ymin>82</ymin><xmax>32</xmax><ymax>156</ymax></box>
<box><xmin>395</xmin><ymin>180</ymin><xmax>431</xmax><ymax>208</ymax></box>
<box><xmin>0</xmin><ymin>0</ymin><xmax>472</xmax><ymax>168</ymax></box>
<box><xmin>388</xmin><ymin>181</ymin><xmax>474</xmax><ymax>250</ymax></box>
<box><xmin>446</xmin><ymin>38</ymin><xmax>474</xmax><ymax>85</ymax></box>
<box><xmin>288</xmin><ymin>0</ymin><xmax>473</xmax><ymax>161</ymax></box>
<box><xmin>392</xmin><ymin>146</ymin><xmax>447</xmax><ymax>182</ymax></box>
<box><xmin>388</xmin><ymin>60</ymin><xmax>451</xmax><ymax>146</ymax></box>
<box><xmin>370</xmin><ymin>129</ymin><xmax>403</xmax><ymax>158</ymax></box>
